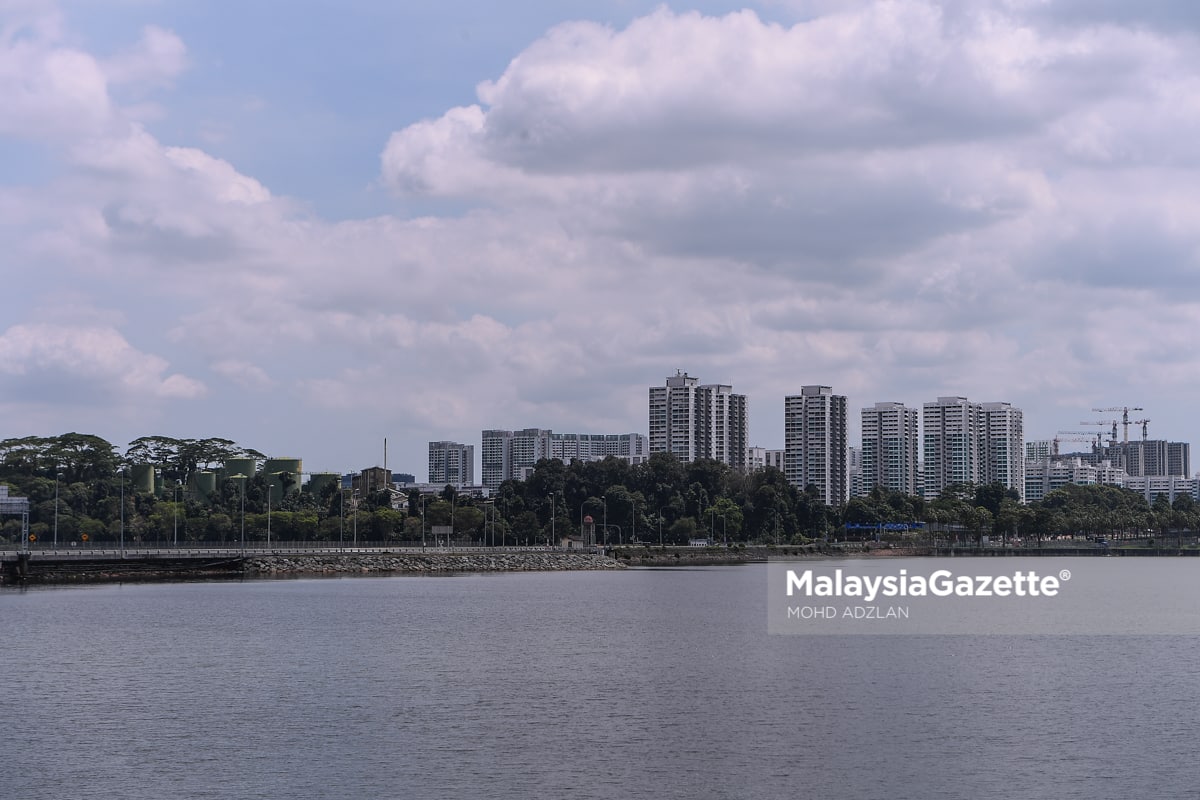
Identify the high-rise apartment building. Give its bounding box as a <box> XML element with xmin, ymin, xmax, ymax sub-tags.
<box><xmin>648</xmin><ymin>371</ymin><xmax>748</xmax><ymax>469</ymax></box>
<box><xmin>784</xmin><ymin>386</ymin><xmax>848</xmax><ymax>505</ymax></box>
<box><xmin>922</xmin><ymin>397</ymin><xmax>982</xmax><ymax>496</ymax></box>
<box><xmin>482</xmin><ymin>429</ymin><xmax>646</xmax><ymax>489</ymax></box>
<box><xmin>428</xmin><ymin>441</ymin><xmax>474</xmax><ymax>488</ymax></box>
<box><xmin>860</xmin><ymin>402</ymin><xmax>919</xmax><ymax>497</ymax></box>
<box><xmin>481</xmin><ymin>428</ymin><xmax>551</xmax><ymax>489</ymax></box>
<box><xmin>923</xmin><ymin>396</ymin><xmax>1024</xmax><ymax>500</ymax></box>
<box><xmin>982</xmin><ymin>402</ymin><xmax>1024</xmax><ymax>501</ymax></box>
<box><xmin>1106</xmin><ymin>439</ymin><xmax>1191</xmax><ymax>477</ymax></box>
<box><xmin>550</xmin><ymin>433</ymin><xmax>647</xmax><ymax>462</ymax></box>
<box><xmin>747</xmin><ymin>447</ymin><xmax>785</xmax><ymax>472</ymax></box>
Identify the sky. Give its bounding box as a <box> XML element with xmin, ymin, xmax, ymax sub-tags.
<box><xmin>4</xmin><ymin>0</ymin><xmax>1200</xmax><ymax>480</ymax></box>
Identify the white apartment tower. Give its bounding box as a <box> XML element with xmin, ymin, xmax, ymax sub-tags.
<box><xmin>481</xmin><ymin>428</ymin><xmax>552</xmax><ymax>489</ymax></box>
<box><xmin>923</xmin><ymin>396</ymin><xmax>1024</xmax><ymax>500</ymax></box>
<box><xmin>428</xmin><ymin>441</ymin><xmax>474</xmax><ymax>488</ymax></box>
<box><xmin>860</xmin><ymin>402</ymin><xmax>919</xmax><ymax>496</ymax></box>
<box><xmin>784</xmin><ymin>386</ymin><xmax>848</xmax><ymax>505</ymax></box>
<box><xmin>649</xmin><ymin>371</ymin><xmax>748</xmax><ymax>469</ymax></box>
<box><xmin>982</xmin><ymin>402</ymin><xmax>1025</xmax><ymax>502</ymax></box>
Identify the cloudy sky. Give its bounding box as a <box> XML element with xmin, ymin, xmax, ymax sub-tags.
<box><xmin>4</xmin><ymin>0</ymin><xmax>1200</xmax><ymax>478</ymax></box>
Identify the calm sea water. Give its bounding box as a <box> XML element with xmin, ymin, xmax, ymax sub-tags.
<box><xmin>3</xmin><ymin>563</ymin><xmax>1199</xmax><ymax>800</ymax></box>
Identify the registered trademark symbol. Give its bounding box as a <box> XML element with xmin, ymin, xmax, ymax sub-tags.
<box><xmin>1059</xmin><ymin>569</ymin><xmax>1071</xmax><ymax>581</ymax></box>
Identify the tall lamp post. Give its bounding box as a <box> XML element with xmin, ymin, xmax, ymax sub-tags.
<box><xmin>602</xmin><ymin>495</ymin><xmax>608</xmax><ymax>548</ymax></box>
<box><xmin>352</xmin><ymin>489</ymin><xmax>359</xmax><ymax>549</ymax></box>
<box><xmin>267</xmin><ymin>484</ymin><xmax>274</xmax><ymax>549</ymax></box>
<box><xmin>420</xmin><ymin>494</ymin><xmax>427</xmax><ymax>550</ymax></box>
<box><xmin>119</xmin><ymin>466</ymin><xmax>126</xmax><ymax>558</ymax></box>
<box><xmin>233</xmin><ymin>474</ymin><xmax>246</xmax><ymax>556</ymax></box>
<box><xmin>173</xmin><ymin>480</ymin><xmax>181</xmax><ymax>548</ymax></box>
<box><xmin>53</xmin><ymin>471</ymin><xmax>62</xmax><ymax>548</ymax></box>
<box><xmin>548</xmin><ymin>493</ymin><xmax>555</xmax><ymax>548</ymax></box>
<box><xmin>629</xmin><ymin>497</ymin><xmax>636</xmax><ymax>545</ymax></box>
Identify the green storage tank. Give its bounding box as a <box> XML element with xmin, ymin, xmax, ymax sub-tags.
<box><xmin>306</xmin><ymin>472</ymin><xmax>339</xmax><ymax>499</ymax></box>
<box><xmin>264</xmin><ymin>458</ymin><xmax>302</xmax><ymax>495</ymax></box>
<box><xmin>223</xmin><ymin>458</ymin><xmax>257</xmax><ymax>481</ymax></box>
<box><xmin>263</xmin><ymin>473</ymin><xmax>286</xmax><ymax>505</ymax></box>
<box><xmin>192</xmin><ymin>471</ymin><xmax>217</xmax><ymax>499</ymax></box>
<box><xmin>130</xmin><ymin>464</ymin><xmax>156</xmax><ymax>494</ymax></box>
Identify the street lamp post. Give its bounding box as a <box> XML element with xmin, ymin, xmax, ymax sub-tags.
<box><xmin>548</xmin><ymin>493</ymin><xmax>555</xmax><ymax>548</ymax></box>
<box><xmin>352</xmin><ymin>489</ymin><xmax>359</xmax><ymax>549</ymax></box>
<box><xmin>119</xmin><ymin>466</ymin><xmax>126</xmax><ymax>558</ymax></box>
<box><xmin>173</xmin><ymin>480</ymin><xmax>181</xmax><ymax>548</ymax></box>
<box><xmin>420</xmin><ymin>494</ymin><xmax>426</xmax><ymax>550</ymax></box>
<box><xmin>53</xmin><ymin>471</ymin><xmax>62</xmax><ymax>548</ymax></box>
<box><xmin>267</xmin><ymin>484</ymin><xmax>274</xmax><ymax>549</ymax></box>
<box><xmin>234</xmin><ymin>474</ymin><xmax>246</xmax><ymax>556</ymax></box>
<box><xmin>602</xmin><ymin>495</ymin><xmax>607</xmax><ymax>548</ymax></box>
<box><xmin>630</xmin><ymin>497</ymin><xmax>635</xmax><ymax>545</ymax></box>
<box><xmin>339</xmin><ymin>487</ymin><xmax>345</xmax><ymax>551</ymax></box>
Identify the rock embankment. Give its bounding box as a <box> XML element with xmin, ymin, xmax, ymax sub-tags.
<box><xmin>244</xmin><ymin>551</ymin><xmax>625</xmax><ymax>576</ymax></box>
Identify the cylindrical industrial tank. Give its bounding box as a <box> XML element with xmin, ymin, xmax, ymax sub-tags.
<box><xmin>191</xmin><ymin>471</ymin><xmax>217</xmax><ymax>499</ymax></box>
<box><xmin>223</xmin><ymin>458</ymin><xmax>257</xmax><ymax>481</ymax></box>
<box><xmin>130</xmin><ymin>464</ymin><xmax>156</xmax><ymax>493</ymax></box>
<box><xmin>264</xmin><ymin>459</ymin><xmax>302</xmax><ymax>494</ymax></box>
<box><xmin>263</xmin><ymin>472</ymin><xmax>285</xmax><ymax>505</ymax></box>
<box><xmin>305</xmin><ymin>473</ymin><xmax>340</xmax><ymax>499</ymax></box>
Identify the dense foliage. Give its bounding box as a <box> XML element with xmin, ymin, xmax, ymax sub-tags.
<box><xmin>1</xmin><ymin>433</ymin><xmax>1193</xmax><ymax>547</ymax></box>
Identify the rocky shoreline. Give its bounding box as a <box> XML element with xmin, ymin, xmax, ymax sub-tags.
<box><xmin>245</xmin><ymin>551</ymin><xmax>626</xmax><ymax>576</ymax></box>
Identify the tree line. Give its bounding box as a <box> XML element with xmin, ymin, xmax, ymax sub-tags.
<box><xmin>1</xmin><ymin>433</ymin><xmax>1195</xmax><ymax>546</ymax></box>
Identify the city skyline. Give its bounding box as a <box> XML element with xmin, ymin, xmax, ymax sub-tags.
<box><xmin>6</xmin><ymin>1</ymin><xmax>1200</xmax><ymax>476</ymax></box>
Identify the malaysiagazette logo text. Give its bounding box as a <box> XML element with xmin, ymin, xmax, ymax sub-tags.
<box><xmin>786</xmin><ymin>568</ymin><xmax>1063</xmax><ymax>603</ymax></box>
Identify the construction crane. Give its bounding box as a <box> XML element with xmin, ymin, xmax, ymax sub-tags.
<box><xmin>1080</xmin><ymin>419</ymin><xmax>1119</xmax><ymax>445</ymax></box>
<box><xmin>1131</xmin><ymin>419</ymin><xmax>1150</xmax><ymax>441</ymax></box>
<box><xmin>1092</xmin><ymin>406</ymin><xmax>1144</xmax><ymax>443</ymax></box>
<box><xmin>1056</xmin><ymin>438</ymin><xmax>1099</xmax><ymax>455</ymax></box>
<box><xmin>1054</xmin><ymin>433</ymin><xmax>1103</xmax><ymax>457</ymax></box>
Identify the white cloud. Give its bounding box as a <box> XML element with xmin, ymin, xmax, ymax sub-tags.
<box><xmin>102</xmin><ymin>24</ymin><xmax>186</xmax><ymax>89</ymax></box>
<box><xmin>211</xmin><ymin>359</ymin><xmax>275</xmax><ymax>391</ymax></box>
<box><xmin>0</xmin><ymin>323</ymin><xmax>206</xmax><ymax>402</ymax></box>
<box><xmin>9</xmin><ymin>0</ymin><xmax>1200</xmax><ymax>467</ymax></box>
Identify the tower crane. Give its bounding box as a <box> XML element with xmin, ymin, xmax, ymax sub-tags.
<box><xmin>1055</xmin><ymin>432</ymin><xmax>1104</xmax><ymax>457</ymax></box>
<box><xmin>1080</xmin><ymin>419</ymin><xmax>1119</xmax><ymax>445</ymax></box>
<box><xmin>1092</xmin><ymin>406</ymin><xmax>1144</xmax><ymax>443</ymax></box>
<box><xmin>1131</xmin><ymin>419</ymin><xmax>1151</xmax><ymax>441</ymax></box>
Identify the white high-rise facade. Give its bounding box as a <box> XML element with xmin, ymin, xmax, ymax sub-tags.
<box><xmin>860</xmin><ymin>402</ymin><xmax>919</xmax><ymax>496</ymax></box>
<box><xmin>482</xmin><ymin>429</ymin><xmax>648</xmax><ymax>489</ymax></box>
<box><xmin>428</xmin><ymin>441</ymin><xmax>474</xmax><ymax>488</ymax></box>
<box><xmin>481</xmin><ymin>428</ymin><xmax>551</xmax><ymax>489</ymax></box>
<box><xmin>923</xmin><ymin>397</ymin><xmax>1024</xmax><ymax>500</ymax></box>
<box><xmin>550</xmin><ymin>433</ymin><xmax>647</xmax><ymax>462</ymax></box>
<box><xmin>784</xmin><ymin>386</ymin><xmax>848</xmax><ymax>506</ymax></box>
<box><xmin>649</xmin><ymin>371</ymin><xmax>748</xmax><ymax>469</ymax></box>
<box><xmin>982</xmin><ymin>402</ymin><xmax>1024</xmax><ymax>502</ymax></box>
